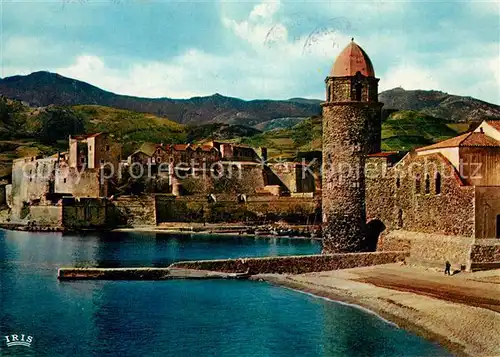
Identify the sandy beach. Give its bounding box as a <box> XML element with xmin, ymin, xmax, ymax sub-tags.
<box><xmin>257</xmin><ymin>264</ymin><xmax>500</xmax><ymax>357</ymax></box>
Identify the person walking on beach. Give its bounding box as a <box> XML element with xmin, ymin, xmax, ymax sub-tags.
<box><xmin>444</xmin><ymin>260</ymin><xmax>451</xmax><ymax>275</ymax></box>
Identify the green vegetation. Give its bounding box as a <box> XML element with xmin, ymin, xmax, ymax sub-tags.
<box><xmin>0</xmin><ymin>99</ymin><xmax>188</xmax><ymax>177</ymax></box>
<box><xmin>38</xmin><ymin>107</ymin><xmax>87</xmax><ymax>144</ymax></box>
<box><xmin>185</xmin><ymin>123</ymin><xmax>261</xmax><ymax>143</ymax></box>
<box><xmin>0</xmin><ymin>95</ymin><xmax>474</xmax><ymax>179</ymax></box>
<box><xmin>241</xmin><ymin>111</ymin><xmax>470</xmax><ymax>159</ymax></box>
<box><xmin>72</xmin><ymin>105</ymin><xmax>186</xmax><ymax>156</ymax></box>
<box><xmin>381</xmin><ymin>110</ymin><xmax>462</xmax><ymax>151</ymax></box>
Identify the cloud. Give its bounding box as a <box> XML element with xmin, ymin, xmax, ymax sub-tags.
<box><xmin>468</xmin><ymin>0</ymin><xmax>500</xmax><ymax>14</ymax></box>
<box><xmin>2</xmin><ymin>0</ymin><xmax>499</xmax><ymax>104</ymax></box>
<box><xmin>379</xmin><ymin>48</ymin><xmax>500</xmax><ymax>104</ymax></box>
<box><xmin>50</xmin><ymin>1</ymin><xmax>352</xmax><ymax>99</ymax></box>
<box><xmin>249</xmin><ymin>0</ymin><xmax>280</xmax><ymax>20</ymax></box>
<box><xmin>380</xmin><ymin>63</ymin><xmax>440</xmax><ymax>92</ymax></box>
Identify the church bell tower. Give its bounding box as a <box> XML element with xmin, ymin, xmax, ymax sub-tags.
<box><xmin>321</xmin><ymin>39</ymin><xmax>383</xmax><ymax>253</ymax></box>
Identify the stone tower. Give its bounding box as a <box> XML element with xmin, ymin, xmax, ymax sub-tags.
<box><xmin>322</xmin><ymin>40</ymin><xmax>383</xmax><ymax>253</ymax></box>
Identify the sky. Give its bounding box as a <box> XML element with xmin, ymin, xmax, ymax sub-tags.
<box><xmin>1</xmin><ymin>0</ymin><xmax>499</xmax><ymax>104</ymax></box>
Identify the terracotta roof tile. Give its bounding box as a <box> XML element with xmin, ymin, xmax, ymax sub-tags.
<box><xmin>172</xmin><ymin>144</ymin><xmax>189</xmax><ymax>151</ymax></box>
<box><xmin>331</xmin><ymin>40</ymin><xmax>375</xmax><ymax>77</ymax></box>
<box><xmin>462</xmin><ymin>132</ymin><xmax>500</xmax><ymax>147</ymax></box>
<box><xmin>416</xmin><ymin>132</ymin><xmax>500</xmax><ymax>151</ymax></box>
<box><xmin>72</xmin><ymin>132</ymin><xmax>103</xmax><ymax>140</ymax></box>
<box><xmin>367</xmin><ymin>151</ymin><xmax>399</xmax><ymax>158</ymax></box>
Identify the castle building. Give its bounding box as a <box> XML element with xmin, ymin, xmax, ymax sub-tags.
<box><xmin>366</xmin><ymin>120</ymin><xmax>500</xmax><ymax>270</ymax></box>
<box><xmin>321</xmin><ymin>40</ymin><xmax>383</xmax><ymax>253</ymax></box>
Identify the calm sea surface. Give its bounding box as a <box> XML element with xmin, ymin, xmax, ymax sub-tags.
<box><xmin>0</xmin><ymin>229</ymin><xmax>452</xmax><ymax>357</ymax></box>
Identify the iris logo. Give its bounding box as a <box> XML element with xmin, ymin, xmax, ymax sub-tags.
<box><xmin>4</xmin><ymin>334</ymin><xmax>33</xmax><ymax>347</ymax></box>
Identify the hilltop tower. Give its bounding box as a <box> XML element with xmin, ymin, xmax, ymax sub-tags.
<box><xmin>322</xmin><ymin>40</ymin><xmax>383</xmax><ymax>253</ymax></box>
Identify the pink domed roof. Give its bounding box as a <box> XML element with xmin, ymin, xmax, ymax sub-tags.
<box><xmin>330</xmin><ymin>40</ymin><xmax>375</xmax><ymax>77</ymax></box>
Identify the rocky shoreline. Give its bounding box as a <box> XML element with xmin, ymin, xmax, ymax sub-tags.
<box><xmin>257</xmin><ymin>265</ymin><xmax>500</xmax><ymax>357</ymax></box>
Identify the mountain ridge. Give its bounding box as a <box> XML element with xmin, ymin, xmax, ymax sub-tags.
<box><xmin>1</xmin><ymin>71</ymin><xmax>499</xmax><ymax>127</ymax></box>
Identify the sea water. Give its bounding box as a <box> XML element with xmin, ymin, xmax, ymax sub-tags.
<box><xmin>0</xmin><ymin>229</ymin><xmax>452</xmax><ymax>357</ymax></box>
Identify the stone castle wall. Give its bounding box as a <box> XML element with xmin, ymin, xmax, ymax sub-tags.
<box><xmin>170</xmin><ymin>251</ymin><xmax>408</xmax><ymax>274</ymax></box>
<box><xmin>29</xmin><ymin>205</ymin><xmax>62</xmax><ymax>226</ymax></box>
<box><xmin>111</xmin><ymin>195</ymin><xmax>156</xmax><ymax>227</ymax></box>
<box><xmin>475</xmin><ymin>187</ymin><xmax>500</xmax><ymax>239</ymax></box>
<box><xmin>5</xmin><ymin>184</ymin><xmax>12</xmax><ymax>208</ymax></box>
<box><xmin>267</xmin><ymin>163</ymin><xmax>315</xmax><ymax>193</ymax></box>
<box><xmin>10</xmin><ymin>156</ymin><xmax>53</xmax><ymax>218</ymax></box>
<box><xmin>55</xmin><ymin>166</ymin><xmax>102</xmax><ymax>198</ymax></box>
<box><xmin>366</xmin><ymin>153</ymin><xmax>476</xmax><ymax>238</ymax></box>
<box><xmin>62</xmin><ymin>198</ymin><xmax>107</xmax><ymax>228</ymax></box>
<box><xmin>156</xmin><ymin>195</ymin><xmax>320</xmax><ymax>224</ymax></box>
<box><xmin>378</xmin><ymin>230</ymin><xmax>473</xmax><ymax>269</ymax></box>
<box><xmin>469</xmin><ymin>240</ymin><xmax>500</xmax><ymax>271</ymax></box>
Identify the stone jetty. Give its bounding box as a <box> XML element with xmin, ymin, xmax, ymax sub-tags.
<box><xmin>57</xmin><ymin>267</ymin><xmax>251</xmax><ymax>281</ymax></box>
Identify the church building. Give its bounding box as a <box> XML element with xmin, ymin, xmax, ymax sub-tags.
<box><xmin>322</xmin><ymin>40</ymin><xmax>500</xmax><ymax>270</ymax></box>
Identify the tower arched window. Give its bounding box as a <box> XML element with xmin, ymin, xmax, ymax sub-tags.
<box><xmin>396</xmin><ymin>176</ymin><xmax>401</xmax><ymax>189</ymax></box>
<box><xmin>435</xmin><ymin>173</ymin><xmax>441</xmax><ymax>195</ymax></box>
<box><xmin>326</xmin><ymin>84</ymin><xmax>331</xmax><ymax>102</ymax></box>
<box><xmin>415</xmin><ymin>174</ymin><xmax>421</xmax><ymax>194</ymax></box>
<box><xmin>425</xmin><ymin>174</ymin><xmax>430</xmax><ymax>194</ymax></box>
<box><xmin>397</xmin><ymin>209</ymin><xmax>403</xmax><ymax>228</ymax></box>
<box><xmin>355</xmin><ymin>82</ymin><xmax>363</xmax><ymax>101</ymax></box>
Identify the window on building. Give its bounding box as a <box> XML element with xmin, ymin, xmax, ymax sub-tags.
<box><xmin>497</xmin><ymin>215</ymin><xmax>500</xmax><ymax>239</ymax></box>
<box><xmin>355</xmin><ymin>82</ymin><xmax>362</xmax><ymax>101</ymax></box>
<box><xmin>105</xmin><ymin>145</ymin><xmax>110</xmax><ymax>152</ymax></box>
<box><xmin>396</xmin><ymin>176</ymin><xmax>400</xmax><ymax>188</ymax></box>
<box><xmin>63</xmin><ymin>178</ymin><xmax>67</xmax><ymax>184</ymax></box>
<box><xmin>425</xmin><ymin>174</ymin><xmax>430</xmax><ymax>194</ymax></box>
<box><xmin>89</xmin><ymin>145</ymin><xmax>92</xmax><ymax>151</ymax></box>
<box><xmin>415</xmin><ymin>174</ymin><xmax>421</xmax><ymax>194</ymax></box>
<box><xmin>435</xmin><ymin>173</ymin><xmax>442</xmax><ymax>195</ymax></box>
<box><xmin>397</xmin><ymin>209</ymin><xmax>403</xmax><ymax>228</ymax></box>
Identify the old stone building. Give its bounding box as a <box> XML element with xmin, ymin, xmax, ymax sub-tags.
<box><xmin>366</xmin><ymin>120</ymin><xmax>500</xmax><ymax>270</ymax></box>
<box><xmin>127</xmin><ymin>141</ymin><xmax>315</xmax><ymax>196</ymax></box>
<box><xmin>321</xmin><ymin>39</ymin><xmax>383</xmax><ymax>253</ymax></box>
<box><xmin>129</xmin><ymin>143</ymin><xmax>220</xmax><ymax>168</ymax></box>
<box><xmin>320</xmin><ymin>40</ymin><xmax>499</xmax><ymax>269</ymax></box>
<box><xmin>8</xmin><ymin>134</ymin><xmax>122</xmax><ymax>222</ymax></box>
<box><xmin>69</xmin><ymin>133</ymin><xmax>121</xmax><ymax>170</ymax></box>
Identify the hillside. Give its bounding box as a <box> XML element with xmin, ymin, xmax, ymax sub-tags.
<box><xmin>0</xmin><ymin>72</ymin><xmax>321</xmax><ymax>126</ymax></box>
<box><xmin>379</xmin><ymin>88</ymin><xmax>500</xmax><ymax>123</ymax></box>
<box><xmin>0</xmin><ymin>99</ymin><xmax>272</xmax><ymax>178</ymax></box>
<box><xmin>0</xmin><ymin>100</ymin><xmax>188</xmax><ymax>178</ymax></box>
<box><xmin>1</xmin><ymin>71</ymin><xmax>499</xmax><ymax>179</ymax></box>
<box><xmin>72</xmin><ymin>105</ymin><xmax>186</xmax><ymax>155</ymax></box>
<box><xmin>0</xmin><ymin>99</ymin><xmax>493</xmax><ymax>179</ymax></box>
<box><xmin>1</xmin><ymin>72</ymin><xmax>499</xmax><ymax>129</ymax></box>
<box><xmin>241</xmin><ymin>111</ymin><xmax>475</xmax><ymax>159</ymax></box>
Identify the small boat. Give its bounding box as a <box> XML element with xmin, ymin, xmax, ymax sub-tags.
<box><xmin>227</xmin><ymin>268</ymin><xmax>252</xmax><ymax>279</ymax></box>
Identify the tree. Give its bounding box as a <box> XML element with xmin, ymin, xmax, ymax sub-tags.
<box><xmin>37</xmin><ymin>107</ymin><xmax>86</xmax><ymax>144</ymax></box>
